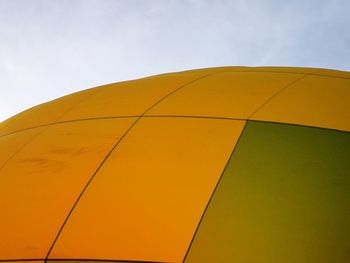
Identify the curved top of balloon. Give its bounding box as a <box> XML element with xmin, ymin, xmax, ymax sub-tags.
<box><xmin>0</xmin><ymin>66</ymin><xmax>349</xmax><ymax>263</ymax></box>
<box><xmin>1</xmin><ymin>66</ymin><xmax>350</xmax><ymax>135</ymax></box>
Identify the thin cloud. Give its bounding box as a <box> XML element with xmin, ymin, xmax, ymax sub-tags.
<box><xmin>0</xmin><ymin>0</ymin><xmax>349</xmax><ymax>121</ymax></box>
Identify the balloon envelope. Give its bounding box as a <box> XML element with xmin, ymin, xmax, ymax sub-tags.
<box><xmin>0</xmin><ymin>66</ymin><xmax>349</xmax><ymax>263</ymax></box>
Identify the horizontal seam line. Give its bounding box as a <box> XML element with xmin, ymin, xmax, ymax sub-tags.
<box><xmin>0</xmin><ymin>69</ymin><xmax>348</xmax><ymax>130</ymax></box>
<box><xmin>252</xmin><ymin>119</ymin><xmax>350</xmax><ymax>134</ymax></box>
<box><xmin>0</xmin><ymin>260</ymin><xmax>168</xmax><ymax>263</ymax></box>
<box><xmin>0</xmin><ymin>115</ymin><xmax>349</xmax><ymax>139</ymax></box>
<box><xmin>0</xmin><ymin>260</ymin><xmax>43</xmax><ymax>262</ymax></box>
<box><xmin>1</xmin><ymin>70</ymin><xmax>349</xmax><ymax>138</ymax></box>
<box><xmin>0</xmin><ymin>115</ymin><xmax>243</xmax><ymax>138</ymax></box>
<box><xmin>44</xmin><ymin>72</ymin><xmax>220</xmax><ymax>261</ymax></box>
<box><xmin>48</xmin><ymin>259</ymin><xmax>168</xmax><ymax>263</ymax></box>
<box><xmin>0</xmin><ymin>116</ymin><xmax>139</xmax><ymax>138</ymax></box>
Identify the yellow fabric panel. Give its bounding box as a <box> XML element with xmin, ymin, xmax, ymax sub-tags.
<box><xmin>312</xmin><ymin>68</ymin><xmax>350</xmax><ymax>79</ymax></box>
<box><xmin>163</xmin><ymin>66</ymin><xmax>350</xmax><ymax>79</ymax></box>
<box><xmin>251</xmin><ymin>75</ymin><xmax>350</xmax><ymax>132</ymax></box>
<box><xmin>48</xmin><ymin>117</ymin><xmax>245</xmax><ymax>262</ymax></box>
<box><xmin>0</xmin><ymin>118</ymin><xmax>136</xmax><ymax>259</ymax></box>
<box><xmin>147</xmin><ymin>72</ymin><xmax>301</xmax><ymax>119</ymax></box>
<box><xmin>249</xmin><ymin>67</ymin><xmax>318</xmax><ymax>74</ymax></box>
<box><xmin>57</xmin><ymin>72</ymin><xmax>211</xmax><ymax>121</ymax></box>
<box><xmin>163</xmin><ymin>66</ymin><xmax>248</xmax><ymax>76</ymax></box>
<box><xmin>245</xmin><ymin>67</ymin><xmax>350</xmax><ymax>81</ymax></box>
<box><xmin>0</xmin><ymin>89</ymin><xmax>92</xmax><ymax>137</ymax></box>
<box><xmin>1</xmin><ymin>67</ymin><xmax>347</xmax><ymax>138</ymax></box>
<box><xmin>0</xmin><ymin>128</ymin><xmax>44</xmax><ymax>169</ymax></box>
<box><xmin>253</xmin><ymin>66</ymin><xmax>350</xmax><ymax>77</ymax></box>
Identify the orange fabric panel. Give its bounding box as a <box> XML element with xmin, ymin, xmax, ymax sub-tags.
<box><xmin>251</xmin><ymin>75</ymin><xmax>350</xmax><ymax>132</ymax></box>
<box><xmin>58</xmin><ymin>72</ymin><xmax>211</xmax><ymax>121</ymax></box>
<box><xmin>162</xmin><ymin>66</ymin><xmax>248</xmax><ymax>76</ymax></box>
<box><xmin>0</xmin><ymin>89</ymin><xmax>92</xmax><ymax>136</ymax></box>
<box><xmin>162</xmin><ymin>66</ymin><xmax>350</xmax><ymax>79</ymax></box>
<box><xmin>253</xmin><ymin>66</ymin><xmax>331</xmax><ymax>75</ymax></box>
<box><xmin>48</xmin><ymin>261</ymin><xmax>131</xmax><ymax>263</ymax></box>
<box><xmin>250</xmin><ymin>67</ymin><xmax>318</xmax><ymax>75</ymax></box>
<box><xmin>179</xmin><ymin>66</ymin><xmax>349</xmax><ymax>78</ymax></box>
<box><xmin>0</xmin><ymin>118</ymin><xmax>136</xmax><ymax>259</ymax></box>
<box><xmin>0</xmin><ymin>128</ymin><xmax>44</xmax><ymax>169</ymax></box>
<box><xmin>0</xmin><ymin>71</ymin><xmax>207</xmax><ymax>137</ymax></box>
<box><xmin>311</xmin><ymin>68</ymin><xmax>350</xmax><ymax>79</ymax></box>
<box><xmin>249</xmin><ymin>66</ymin><xmax>350</xmax><ymax>79</ymax></box>
<box><xmin>147</xmin><ymin>72</ymin><xmax>301</xmax><ymax>119</ymax></box>
<box><xmin>48</xmin><ymin>117</ymin><xmax>245</xmax><ymax>262</ymax></box>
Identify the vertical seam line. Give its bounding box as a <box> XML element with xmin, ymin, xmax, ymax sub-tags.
<box><xmin>44</xmin><ymin>71</ymin><xmax>225</xmax><ymax>261</ymax></box>
<box><xmin>182</xmin><ymin>120</ymin><xmax>248</xmax><ymax>263</ymax></box>
<box><xmin>0</xmin><ymin>91</ymin><xmax>97</xmax><ymax>175</ymax></box>
<box><xmin>248</xmin><ymin>73</ymin><xmax>310</xmax><ymax>120</ymax></box>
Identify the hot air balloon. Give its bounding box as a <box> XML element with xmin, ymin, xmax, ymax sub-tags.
<box><xmin>0</xmin><ymin>67</ymin><xmax>349</xmax><ymax>263</ymax></box>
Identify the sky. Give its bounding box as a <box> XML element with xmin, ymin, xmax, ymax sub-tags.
<box><xmin>1</xmin><ymin>0</ymin><xmax>349</xmax><ymax>122</ymax></box>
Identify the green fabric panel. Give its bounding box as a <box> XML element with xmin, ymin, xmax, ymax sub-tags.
<box><xmin>184</xmin><ymin>121</ymin><xmax>350</xmax><ymax>263</ymax></box>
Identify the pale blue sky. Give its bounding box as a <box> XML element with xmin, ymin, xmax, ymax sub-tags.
<box><xmin>1</xmin><ymin>0</ymin><xmax>349</xmax><ymax>121</ymax></box>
